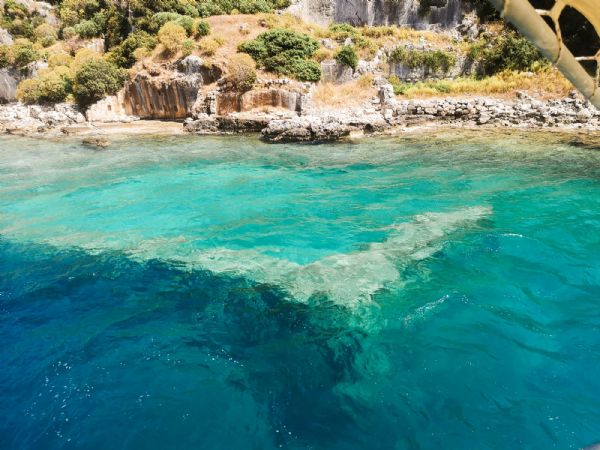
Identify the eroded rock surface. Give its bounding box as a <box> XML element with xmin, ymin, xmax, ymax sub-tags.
<box><xmin>122</xmin><ymin>63</ymin><xmax>222</xmax><ymax>119</ymax></box>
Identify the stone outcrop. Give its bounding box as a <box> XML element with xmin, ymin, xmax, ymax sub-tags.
<box><xmin>0</xmin><ymin>103</ymin><xmax>85</xmax><ymax>134</ymax></box>
<box><xmin>262</xmin><ymin>114</ymin><xmax>386</xmax><ymax>142</ymax></box>
<box><xmin>86</xmin><ymin>91</ymin><xmax>135</xmax><ymax>123</ymax></box>
<box><xmin>287</xmin><ymin>0</ymin><xmax>466</xmax><ymax>28</ymax></box>
<box><xmin>0</xmin><ymin>69</ymin><xmax>19</xmax><ymax>104</ymax></box>
<box><xmin>122</xmin><ymin>60</ymin><xmax>222</xmax><ymax>119</ymax></box>
<box><xmin>209</xmin><ymin>89</ymin><xmax>302</xmax><ymax>116</ymax></box>
<box><xmin>320</xmin><ymin>60</ymin><xmax>354</xmax><ymax>84</ymax></box>
<box><xmin>124</xmin><ymin>72</ymin><xmax>202</xmax><ymax>119</ymax></box>
<box><xmin>0</xmin><ymin>61</ymin><xmax>48</xmax><ymax>103</ymax></box>
<box><xmin>0</xmin><ymin>28</ymin><xmax>13</xmax><ymax>46</ymax></box>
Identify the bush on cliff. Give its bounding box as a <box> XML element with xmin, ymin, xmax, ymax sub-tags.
<box><xmin>158</xmin><ymin>21</ymin><xmax>187</xmax><ymax>54</ymax></box>
<box><xmin>150</xmin><ymin>12</ymin><xmax>195</xmax><ymax>35</ymax></box>
<box><xmin>335</xmin><ymin>45</ymin><xmax>358</xmax><ymax>70</ymax></box>
<box><xmin>193</xmin><ymin>18</ymin><xmax>210</xmax><ymax>37</ymax></box>
<box><xmin>469</xmin><ymin>30</ymin><xmax>546</xmax><ymax>75</ymax></box>
<box><xmin>239</xmin><ymin>29</ymin><xmax>321</xmax><ymax>81</ymax></box>
<box><xmin>328</xmin><ymin>23</ymin><xmax>358</xmax><ymax>42</ymax></box>
<box><xmin>198</xmin><ymin>36</ymin><xmax>221</xmax><ymax>56</ymax></box>
<box><xmin>1</xmin><ymin>0</ymin><xmax>45</xmax><ymax>40</ymax></box>
<box><xmin>48</xmin><ymin>51</ymin><xmax>74</xmax><ymax>69</ymax></box>
<box><xmin>226</xmin><ymin>53</ymin><xmax>256</xmax><ymax>91</ymax></box>
<box><xmin>196</xmin><ymin>0</ymin><xmax>290</xmax><ymax>17</ymax></box>
<box><xmin>0</xmin><ymin>39</ymin><xmax>40</xmax><ymax>70</ymax></box>
<box><xmin>16</xmin><ymin>66</ymin><xmax>73</xmax><ymax>104</ymax></box>
<box><xmin>109</xmin><ymin>31</ymin><xmax>158</xmax><ymax>68</ymax></box>
<box><xmin>389</xmin><ymin>47</ymin><xmax>456</xmax><ymax>73</ymax></box>
<box><xmin>34</xmin><ymin>24</ymin><xmax>58</xmax><ymax>47</ymax></box>
<box><xmin>72</xmin><ymin>58</ymin><xmax>126</xmax><ymax>108</ymax></box>
<box><xmin>74</xmin><ymin>19</ymin><xmax>102</xmax><ymax>39</ymax></box>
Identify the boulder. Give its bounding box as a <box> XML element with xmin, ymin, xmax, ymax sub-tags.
<box><xmin>0</xmin><ymin>28</ymin><xmax>13</xmax><ymax>46</ymax></box>
<box><xmin>86</xmin><ymin>91</ymin><xmax>135</xmax><ymax>122</ymax></box>
<box><xmin>0</xmin><ymin>69</ymin><xmax>19</xmax><ymax>103</ymax></box>
<box><xmin>320</xmin><ymin>59</ymin><xmax>354</xmax><ymax>84</ymax></box>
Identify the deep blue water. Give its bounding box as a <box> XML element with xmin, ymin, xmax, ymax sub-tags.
<box><xmin>1</xmin><ymin>131</ymin><xmax>599</xmax><ymax>449</ymax></box>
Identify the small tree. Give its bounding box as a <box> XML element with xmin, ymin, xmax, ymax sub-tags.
<box><xmin>16</xmin><ymin>78</ymin><xmax>41</xmax><ymax>104</ymax></box>
<box><xmin>158</xmin><ymin>21</ymin><xmax>187</xmax><ymax>54</ymax></box>
<box><xmin>109</xmin><ymin>31</ymin><xmax>157</xmax><ymax>68</ymax></box>
<box><xmin>16</xmin><ymin>67</ymin><xmax>73</xmax><ymax>104</ymax></box>
<box><xmin>193</xmin><ymin>19</ymin><xmax>210</xmax><ymax>38</ymax></box>
<box><xmin>239</xmin><ymin>29</ymin><xmax>321</xmax><ymax>81</ymax></box>
<box><xmin>73</xmin><ymin>59</ymin><xmax>125</xmax><ymax>108</ymax></box>
<box><xmin>227</xmin><ymin>53</ymin><xmax>257</xmax><ymax>91</ymax></box>
<box><xmin>335</xmin><ymin>45</ymin><xmax>358</xmax><ymax>70</ymax></box>
<box><xmin>34</xmin><ymin>24</ymin><xmax>58</xmax><ymax>47</ymax></box>
<box><xmin>11</xmin><ymin>39</ymin><xmax>40</xmax><ymax>69</ymax></box>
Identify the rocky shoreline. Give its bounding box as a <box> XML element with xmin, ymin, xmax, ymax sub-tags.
<box><xmin>1</xmin><ymin>84</ymin><xmax>600</xmax><ymax>143</ymax></box>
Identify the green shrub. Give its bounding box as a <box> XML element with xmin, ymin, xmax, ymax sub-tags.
<box><xmin>72</xmin><ymin>58</ymin><xmax>125</xmax><ymax>107</ymax></box>
<box><xmin>40</xmin><ymin>36</ymin><xmax>57</xmax><ymax>47</ymax></box>
<box><xmin>181</xmin><ymin>38</ymin><xmax>195</xmax><ymax>56</ymax></box>
<box><xmin>193</xmin><ymin>18</ymin><xmax>210</xmax><ymax>37</ymax></box>
<box><xmin>62</xmin><ymin>26</ymin><xmax>77</xmax><ymax>40</ymax></box>
<box><xmin>335</xmin><ymin>45</ymin><xmax>358</xmax><ymax>70</ymax></box>
<box><xmin>5</xmin><ymin>18</ymin><xmax>35</xmax><ymax>40</ymax></box>
<box><xmin>328</xmin><ymin>23</ymin><xmax>358</xmax><ymax>41</ymax></box>
<box><xmin>48</xmin><ymin>51</ymin><xmax>74</xmax><ymax>68</ymax></box>
<box><xmin>58</xmin><ymin>0</ymin><xmax>102</xmax><ymax>27</ymax></box>
<box><xmin>158</xmin><ymin>21</ymin><xmax>187</xmax><ymax>54</ymax></box>
<box><xmin>0</xmin><ymin>46</ymin><xmax>13</xmax><ymax>68</ymax></box>
<box><xmin>3</xmin><ymin>0</ymin><xmax>29</xmax><ymax>20</ymax></box>
<box><xmin>471</xmin><ymin>30</ymin><xmax>546</xmax><ymax>75</ymax></box>
<box><xmin>35</xmin><ymin>23</ymin><xmax>58</xmax><ymax>42</ymax></box>
<box><xmin>12</xmin><ymin>39</ymin><xmax>40</xmax><ymax>68</ymax></box>
<box><xmin>389</xmin><ymin>47</ymin><xmax>456</xmax><ymax>73</ymax></box>
<box><xmin>74</xmin><ymin>19</ymin><xmax>102</xmax><ymax>38</ymax></box>
<box><xmin>150</xmin><ymin>12</ymin><xmax>195</xmax><ymax>35</ymax></box>
<box><xmin>194</xmin><ymin>0</ymin><xmax>285</xmax><ymax>16</ymax></box>
<box><xmin>109</xmin><ymin>31</ymin><xmax>157</xmax><ymax>68</ymax></box>
<box><xmin>16</xmin><ymin>78</ymin><xmax>40</xmax><ymax>103</ymax></box>
<box><xmin>237</xmin><ymin>0</ymin><xmax>272</xmax><ymax>13</ymax></box>
<box><xmin>388</xmin><ymin>75</ymin><xmax>408</xmax><ymax>95</ymax></box>
<box><xmin>239</xmin><ymin>28</ymin><xmax>320</xmax><ymax>80</ymax></box>
<box><xmin>226</xmin><ymin>53</ymin><xmax>256</xmax><ymax>91</ymax></box>
<box><xmin>38</xmin><ymin>67</ymin><xmax>73</xmax><ymax>103</ymax></box>
<box><xmin>284</xmin><ymin>58</ymin><xmax>320</xmax><ymax>82</ymax></box>
<box><xmin>198</xmin><ymin>36</ymin><xmax>221</xmax><ymax>56</ymax></box>
<box><xmin>16</xmin><ymin>66</ymin><xmax>73</xmax><ymax>104</ymax></box>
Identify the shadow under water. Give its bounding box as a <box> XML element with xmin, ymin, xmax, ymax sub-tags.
<box><xmin>0</xmin><ymin>238</ymin><xmax>393</xmax><ymax>450</ymax></box>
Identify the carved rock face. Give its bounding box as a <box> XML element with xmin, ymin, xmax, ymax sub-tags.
<box><xmin>122</xmin><ymin>64</ymin><xmax>223</xmax><ymax>120</ymax></box>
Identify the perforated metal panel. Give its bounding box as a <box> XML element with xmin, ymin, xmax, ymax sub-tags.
<box><xmin>489</xmin><ymin>0</ymin><xmax>600</xmax><ymax>108</ymax></box>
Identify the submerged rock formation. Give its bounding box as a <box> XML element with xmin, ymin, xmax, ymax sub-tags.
<box><xmin>287</xmin><ymin>0</ymin><xmax>466</xmax><ymax>28</ymax></box>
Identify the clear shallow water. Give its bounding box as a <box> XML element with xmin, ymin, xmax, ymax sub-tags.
<box><xmin>0</xmin><ymin>131</ymin><xmax>599</xmax><ymax>449</ymax></box>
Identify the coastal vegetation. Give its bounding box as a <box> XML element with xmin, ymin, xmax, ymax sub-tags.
<box><xmin>0</xmin><ymin>0</ymin><xmax>593</xmax><ymax>116</ymax></box>
<box><xmin>239</xmin><ymin>28</ymin><xmax>321</xmax><ymax>81</ymax></box>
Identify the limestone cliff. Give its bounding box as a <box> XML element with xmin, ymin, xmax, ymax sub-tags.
<box><xmin>122</xmin><ymin>58</ymin><xmax>222</xmax><ymax>120</ymax></box>
<box><xmin>287</xmin><ymin>0</ymin><xmax>466</xmax><ymax>28</ymax></box>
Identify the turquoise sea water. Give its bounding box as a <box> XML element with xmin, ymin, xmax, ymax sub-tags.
<box><xmin>1</xmin><ymin>131</ymin><xmax>599</xmax><ymax>449</ymax></box>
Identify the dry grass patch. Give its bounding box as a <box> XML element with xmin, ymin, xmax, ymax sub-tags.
<box><xmin>391</xmin><ymin>68</ymin><xmax>572</xmax><ymax>99</ymax></box>
<box><xmin>312</xmin><ymin>75</ymin><xmax>376</xmax><ymax>108</ymax></box>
